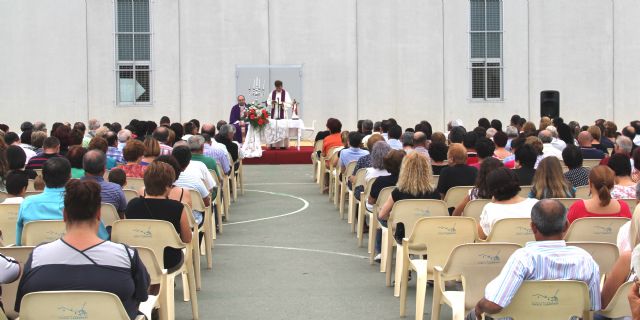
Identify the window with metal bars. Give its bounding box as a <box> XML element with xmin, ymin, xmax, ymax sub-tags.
<box><xmin>115</xmin><ymin>0</ymin><xmax>151</xmax><ymax>105</ymax></box>
<box><xmin>470</xmin><ymin>0</ymin><xmax>503</xmax><ymax>100</ymax></box>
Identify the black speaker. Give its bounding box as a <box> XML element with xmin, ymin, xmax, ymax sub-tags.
<box><xmin>540</xmin><ymin>90</ymin><xmax>560</xmax><ymax>119</ymax></box>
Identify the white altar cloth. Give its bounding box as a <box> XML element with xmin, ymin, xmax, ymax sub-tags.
<box><xmin>242</xmin><ymin>119</ymin><xmax>305</xmax><ymax>158</ymax></box>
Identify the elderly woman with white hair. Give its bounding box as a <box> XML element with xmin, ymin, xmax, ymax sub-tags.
<box><xmin>545</xmin><ymin>125</ymin><xmax>567</xmax><ymax>151</ymax></box>
<box><xmin>354</xmin><ymin>141</ymin><xmax>391</xmax><ymax>201</ymax></box>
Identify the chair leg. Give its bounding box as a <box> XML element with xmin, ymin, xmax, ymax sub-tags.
<box><xmin>368</xmin><ymin>215</ymin><xmax>378</xmax><ymax>261</ymax></box>
<box><xmin>182</xmin><ymin>272</ymin><xmax>190</xmax><ymax>301</ymax></box>
<box><xmin>357</xmin><ymin>208</ymin><xmax>365</xmax><ymax>247</ymax></box>
<box><xmin>347</xmin><ymin>193</ymin><xmax>354</xmax><ymax>222</ymax></box>
<box><xmin>399</xmin><ymin>258</ymin><xmax>410</xmax><ymax>317</ymax></box>
<box><xmin>381</xmin><ymin>228</ymin><xmax>389</xmax><ymax>272</ymax></box>
<box><xmin>394</xmin><ymin>245</ymin><xmax>404</xmax><ymax>297</ymax></box>
<box><xmin>205</xmin><ymin>209</ymin><xmax>214</xmax><ymax>269</ymax></box>
<box><xmin>164</xmin><ymin>275</ymin><xmax>175</xmax><ymax>320</ymax></box>
<box><xmin>415</xmin><ymin>269</ymin><xmax>428</xmax><ymax>320</ymax></box>
<box><xmin>192</xmin><ymin>239</ymin><xmax>202</xmax><ymax>290</ymax></box>
<box><xmin>186</xmin><ymin>260</ymin><xmax>199</xmax><ymax>319</ymax></box>
<box><xmin>339</xmin><ymin>184</ymin><xmax>346</xmax><ymax>218</ymax></box>
<box><xmin>352</xmin><ymin>202</ymin><xmax>361</xmax><ymax>234</ymax></box>
<box><xmin>385</xmin><ymin>242</ymin><xmax>394</xmax><ymax>287</ymax></box>
<box><xmin>431</xmin><ymin>273</ymin><xmax>443</xmax><ymax>320</ymax></box>
<box><xmin>333</xmin><ymin>175</ymin><xmax>340</xmax><ymax>207</ymax></box>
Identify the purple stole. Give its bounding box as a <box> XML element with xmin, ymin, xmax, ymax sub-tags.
<box><xmin>271</xmin><ymin>90</ymin><xmax>286</xmax><ymax>119</ymax></box>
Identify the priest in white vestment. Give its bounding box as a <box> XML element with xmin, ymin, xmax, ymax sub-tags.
<box><xmin>269</xmin><ymin>80</ymin><xmax>292</xmax><ymax>149</ymax></box>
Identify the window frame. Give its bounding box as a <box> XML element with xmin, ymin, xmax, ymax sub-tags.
<box><xmin>469</xmin><ymin>0</ymin><xmax>504</xmax><ymax>102</ymax></box>
<box><xmin>114</xmin><ymin>0</ymin><xmax>154</xmax><ymax>106</ymax></box>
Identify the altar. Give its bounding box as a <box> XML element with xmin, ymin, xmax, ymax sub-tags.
<box><xmin>242</xmin><ymin>119</ymin><xmax>305</xmax><ymax>158</ymax></box>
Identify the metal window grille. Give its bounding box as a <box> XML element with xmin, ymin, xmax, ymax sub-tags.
<box><xmin>115</xmin><ymin>0</ymin><xmax>151</xmax><ymax>105</ymax></box>
<box><xmin>470</xmin><ymin>0</ymin><xmax>503</xmax><ymax>100</ymax></box>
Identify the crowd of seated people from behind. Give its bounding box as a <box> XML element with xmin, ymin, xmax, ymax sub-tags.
<box><xmin>0</xmin><ymin>114</ymin><xmax>639</xmax><ymax>317</ymax></box>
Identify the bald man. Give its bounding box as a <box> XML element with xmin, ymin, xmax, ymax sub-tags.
<box><xmin>577</xmin><ymin>131</ymin><xmax>606</xmax><ymax>159</ymax></box>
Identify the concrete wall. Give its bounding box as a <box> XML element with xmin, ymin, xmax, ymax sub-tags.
<box><xmin>1</xmin><ymin>0</ymin><xmax>638</xmax><ymax>133</ymax></box>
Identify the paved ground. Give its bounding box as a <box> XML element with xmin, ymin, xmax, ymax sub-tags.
<box><xmin>175</xmin><ymin>164</ymin><xmax>453</xmax><ymax>319</ymax></box>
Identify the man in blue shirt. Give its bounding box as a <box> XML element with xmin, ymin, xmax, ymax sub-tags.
<box><xmin>81</xmin><ymin>150</ymin><xmax>127</xmax><ymax>216</ymax></box>
<box><xmin>16</xmin><ymin>157</ymin><xmax>109</xmax><ymax>245</ymax></box>
<box><xmin>387</xmin><ymin>125</ymin><xmax>403</xmax><ymax>150</ymax></box>
<box><xmin>339</xmin><ymin>132</ymin><xmax>369</xmax><ymax>170</ymax></box>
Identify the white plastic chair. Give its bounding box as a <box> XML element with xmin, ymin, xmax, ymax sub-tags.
<box><xmin>19</xmin><ymin>291</ymin><xmax>145</xmax><ymax>320</ymax></box>
<box><xmin>444</xmin><ymin>186</ymin><xmax>473</xmax><ymax>209</ymax></box>
<box><xmin>0</xmin><ymin>246</ymin><xmax>34</xmax><ymax>319</ymax></box>
<box><xmin>22</xmin><ymin>220</ymin><xmax>66</xmax><ymax>246</ymax></box>
<box><xmin>565</xmin><ymin>217</ymin><xmax>630</xmax><ymax>244</ymax></box>
<box><xmin>0</xmin><ymin>203</ymin><xmax>20</xmax><ymax>246</ymax></box>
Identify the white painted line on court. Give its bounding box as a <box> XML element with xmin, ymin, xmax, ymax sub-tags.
<box><xmin>243</xmin><ymin>182</ymin><xmax>316</xmax><ymax>186</ymax></box>
<box><xmin>217</xmin><ymin>243</ymin><xmax>368</xmax><ymax>259</ymax></box>
<box><xmin>222</xmin><ymin>189</ymin><xmax>310</xmax><ymax>225</ymax></box>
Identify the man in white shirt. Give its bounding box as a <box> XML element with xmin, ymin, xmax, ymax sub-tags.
<box><xmin>538</xmin><ymin>130</ymin><xmax>563</xmax><ymax>161</ymax></box>
<box><xmin>171</xmin><ymin>144</ymin><xmax>212</xmax><ymax>226</ymax></box>
<box><xmin>4</xmin><ymin>132</ymin><xmax>36</xmax><ymax>163</ymax></box>
<box><xmin>545</xmin><ymin>126</ymin><xmax>567</xmax><ymax>151</ymax></box>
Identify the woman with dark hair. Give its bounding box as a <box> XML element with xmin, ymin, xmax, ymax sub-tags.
<box><xmin>470</xmin><ymin>137</ymin><xmax>496</xmax><ymax>169</ymax></box>
<box><xmin>117</xmin><ymin>140</ymin><xmax>147</xmax><ymax>178</ymax></box>
<box><xmin>607</xmin><ymin>153</ymin><xmax>636</xmax><ymax>199</ymax></box>
<box><xmin>567</xmin><ymin>165</ymin><xmax>632</xmax><ymax>224</ymax></box>
<box><xmin>478</xmin><ymin>167</ymin><xmax>539</xmax><ymax>239</ymax></box>
<box><xmin>530</xmin><ymin>157</ymin><xmax>575</xmax><ymax>199</ymax></box>
<box><xmin>15</xmin><ymin>179</ymin><xmax>150</xmax><ymax>319</ymax></box>
<box><xmin>490</xmin><ymin>119</ymin><xmax>503</xmax><ymax>132</ymax></box>
<box><xmin>125</xmin><ymin>161</ymin><xmax>192</xmax><ymax>270</ymax></box>
<box><xmin>429</xmin><ymin>142</ymin><xmax>448</xmax><ymax>175</ymax></box>
<box><xmin>149</xmin><ymin>155</ymin><xmax>193</xmax><ymax>210</ymax></box>
<box><xmin>170</xmin><ymin>123</ymin><xmax>184</xmax><ymax>142</ymax></box>
<box><xmin>321</xmin><ymin>118</ymin><xmax>343</xmax><ymax>157</ymax></box>
<box><xmin>367</xmin><ymin>149</ymin><xmax>405</xmax><ymax>211</ymax></box>
<box><xmin>66</xmin><ymin>146</ymin><xmax>87</xmax><ymax>178</ymax></box>
<box><xmin>562</xmin><ymin>145</ymin><xmax>589</xmax><ymax>187</ymax></box>
<box><xmin>557</xmin><ymin>122</ymin><xmax>575</xmax><ymax>147</ymax></box>
<box><xmin>512</xmin><ymin>144</ymin><xmax>538</xmax><ymax>186</ymax></box>
<box><xmin>52</xmin><ymin>125</ymin><xmax>72</xmax><ymax>155</ymax></box>
<box><xmin>478</xmin><ymin>118</ymin><xmax>491</xmax><ymax>130</ymax></box>
<box><xmin>0</xmin><ymin>140</ymin><xmax>9</xmax><ymax>192</ymax></box>
<box><xmin>6</xmin><ymin>145</ymin><xmax>37</xmax><ymax>179</ymax></box>
<box><xmin>452</xmin><ymin>157</ymin><xmax>504</xmax><ymax>216</ymax></box>
<box><xmin>492</xmin><ymin>131</ymin><xmax>512</xmax><ymax>163</ymax></box>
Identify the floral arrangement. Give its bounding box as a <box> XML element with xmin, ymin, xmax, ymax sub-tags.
<box><xmin>242</xmin><ymin>102</ymin><xmax>270</xmax><ymax>129</ymax></box>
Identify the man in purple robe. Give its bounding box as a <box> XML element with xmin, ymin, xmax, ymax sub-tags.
<box><xmin>229</xmin><ymin>95</ymin><xmax>246</xmax><ymax>143</ymax></box>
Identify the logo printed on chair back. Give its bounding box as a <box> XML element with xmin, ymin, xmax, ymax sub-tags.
<box><xmin>478</xmin><ymin>250</ymin><xmax>501</xmax><ymax>264</ymax></box>
<box><xmin>515</xmin><ymin>226</ymin><xmax>533</xmax><ymax>235</ymax></box>
<box><xmin>133</xmin><ymin>227</ymin><xmax>152</xmax><ymax>238</ymax></box>
<box><xmin>414</xmin><ymin>208</ymin><xmax>432</xmax><ymax>217</ymax></box>
<box><xmin>593</xmin><ymin>223</ymin><xmax>613</xmax><ymax>235</ymax></box>
<box><xmin>531</xmin><ymin>289</ymin><xmax>559</xmax><ymax>306</ymax></box>
<box><xmin>57</xmin><ymin>302</ymin><xmax>88</xmax><ymax>319</ymax></box>
<box><xmin>437</xmin><ymin>223</ymin><xmax>457</xmax><ymax>235</ymax></box>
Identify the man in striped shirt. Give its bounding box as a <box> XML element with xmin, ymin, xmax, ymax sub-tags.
<box><xmin>469</xmin><ymin>199</ymin><xmax>601</xmax><ymax>319</ymax></box>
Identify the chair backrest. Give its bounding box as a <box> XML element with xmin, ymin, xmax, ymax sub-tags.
<box><xmin>134</xmin><ymin>246</ymin><xmax>164</xmax><ymax>286</ymax></box>
<box><xmin>518</xmin><ymin>185</ymin><xmax>533</xmax><ymax>198</ymax></box>
<box><xmin>389</xmin><ymin>199</ymin><xmax>449</xmax><ymax>242</ymax></box>
<box><xmin>439</xmin><ymin>243</ymin><xmax>521</xmax><ymax>310</ymax></box>
<box><xmin>566</xmin><ymin>241</ymin><xmax>618</xmax><ymax>277</ymax></box>
<box><xmin>431</xmin><ymin>175</ymin><xmax>439</xmax><ymax>188</ymax></box>
<box><xmin>188</xmin><ymin>189</ymin><xmax>207</xmax><ymax>212</ymax></box>
<box><xmin>565</xmin><ymin>217</ymin><xmax>630</xmax><ymax>243</ymax></box>
<box><xmin>488</xmin><ymin>280</ymin><xmax>590</xmax><ymax>320</ymax></box>
<box><xmin>123</xmin><ymin>189</ymin><xmax>139</xmax><ymax>203</ymax></box>
<box><xmin>19</xmin><ymin>291</ymin><xmax>132</xmax><ymax>320</ymax></box>
<box><xmin>126</xmin><ymin>178</ymin><xmax>145</xmax><ymax>192</ymax></box>
<box><xmin>407</xmin><ymin>217</ymin><xmax>477</xmax><ymax>273</ymax></box>
<box><xmin>27</xmin><ymin>179</ymin><xmax>36</xmax><ymax>191</ymax></box>
<box><xmin>362</xmin><ymin>177</ymin><xmax>377</xmax><ymax>199</ymax></box>
<box><xmin>373</xmin><ymin>187</ymin><xmax>394</xmax><ymax>215</ymax></box>
<box><xmin>327</xmin><ymin>148</ymin><xmax>342</xmax><ymax>171</ymax></box>
<box><xmin>343</xmin><ymin>161</ymin><xmax>357</xmax><ymax>183</ymax></box>
<box><xmin>353</xmin><ymin>168</ymin><xmax>367</xmax><ymax>190</ymax></box>
<box><xmin>462</xmin><ymin>199</ymin><xmax>491</xmax><ymax>222</ymax></box>
<box><xmin>0</xmin><ymin>246</ymin><xmax>34</xmax><ymax>319</ymax></box>
<box><xmin>621</xmin><ymin>199</ymin><xmax>638</xmax><ymax>213</ymax></box>
<box><xmin>100</xmin><ymin>203</ymin><xmax>120</xmax><ymax>227</ymax></box>
<box><xmin>111</xmin><ymin>219</ymin><xmax>185</xmax><ymax>263</ymax></box>
<box><xmin>599</xmin><ymin>281</ymin><xmax>633</xmax><ymax>318</ymax></box>
<box><xmin>443</xmin><ymin>186</ymin><xmax>473</xmax><ymax>208</ymax></box>
<box><xmin>583</xmin><ymin>159</ymin><xmax>602</xmax><ymax>168</ymax></box>
<box><xmin>575</xmin><ymin>185</ymin><xmax>590</xmax><ymax>199</ymax></box>
<box><xmin>485</xmin><ymin>218</ymin><xmax>535</xmax><ymax>246</ymax></box>
<box><xmin>0</xmin><ymin>192</ymin><xmax>7</xmax><ymax>203</ymax></box>
<box><xmin>552</xmin><ymin>198</ymin><xmax>580</xmax><ymax>210</ymax></box>
<box><xmin>313</xmin><ymin>140</ymin><xmax>323</xmax><ymax>153</ymax></box>
<box><xmin>0</xmin><ymin>203</ymin><xmax>20</xmax><ymax>246</ymax></box>
<box><xmin>22</xmin><ymin>220</ymin><xmax>66</xmax><ymax>246</ymax></box>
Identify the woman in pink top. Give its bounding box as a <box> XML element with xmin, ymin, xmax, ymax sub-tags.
<box><xmin>567</xmin><ymin>165</ymin><xmax>632</xmax><ymax>224</ymax></box>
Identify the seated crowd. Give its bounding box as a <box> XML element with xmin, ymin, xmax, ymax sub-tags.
<box><xmin>316</xmin><ymin>115</ymin><xmax>640</xmax><ymax>319</ymax></box>
<box><xmin>0</xmin><ymin>117</ymin><xmax>240</xmax><ymax>318</ymax></box>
